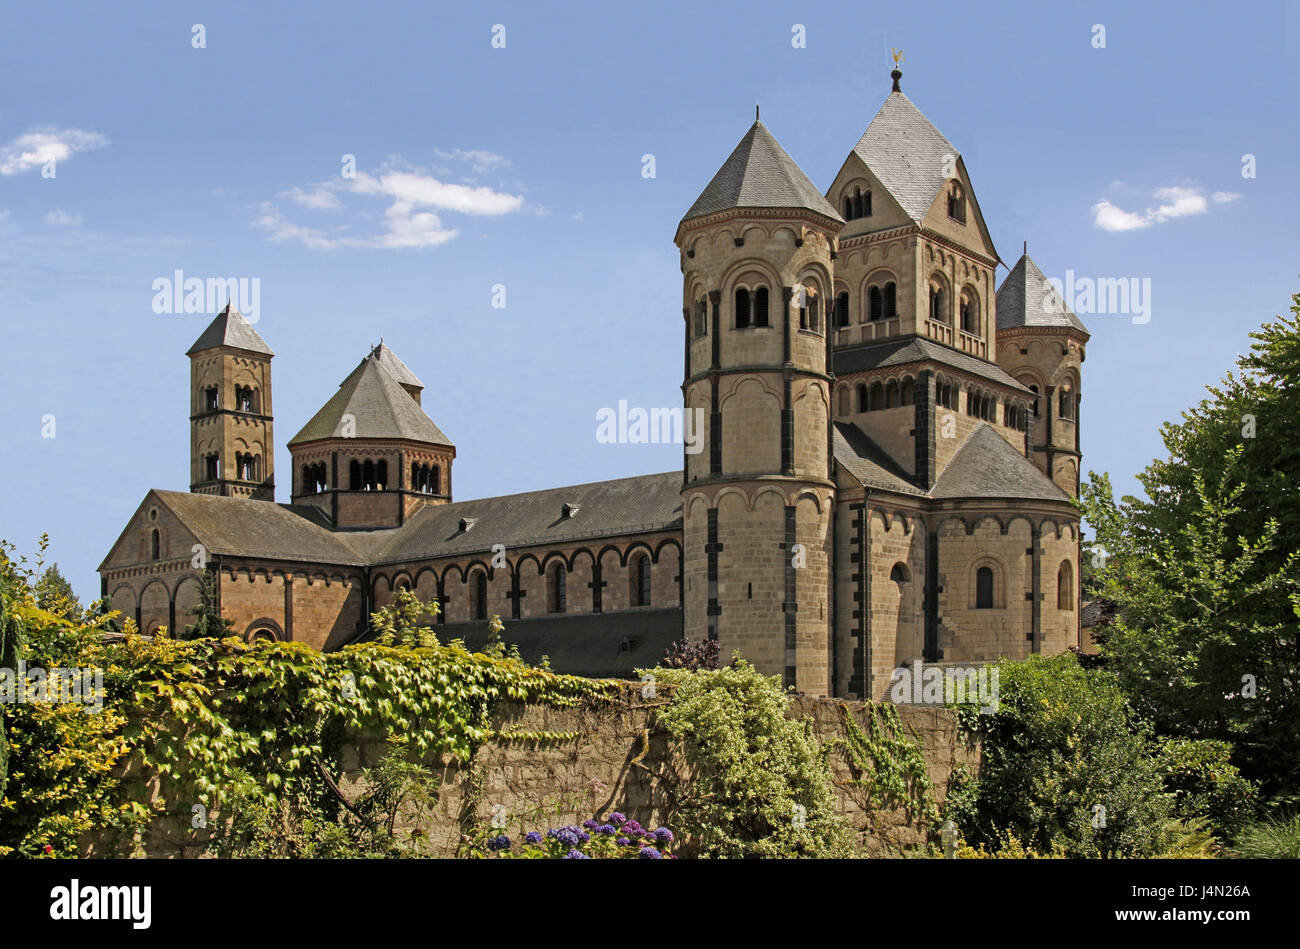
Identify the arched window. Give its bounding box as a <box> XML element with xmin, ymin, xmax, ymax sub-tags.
<box><xmin>302</xmin><ymin>464</ymin><xmax>311</xmax><ymax>492</ymax></box>
<box><xmin>947</xmin><ymin>183</ymin><xmax>966</xmax><ymax>223</ymax></box>
<box><xmin>1057</xmin><ymin>561</ymin><xmax>1074</xmax><ymax>611</ymax></box>
<box><xmin>890</xmin><ymin>562</ymin><xmax>910</xmax><ymax>583</ymax></box>
<box><xmin>548</xmin><ymin>563</ymin><xmax>567</xmax><ymax>614</ymax></box>
<box><xmin>150</xmin><ymin>529</ymin><xmax>160</xmax><ymax>560</ymax></box>
<box><xmin>885</xmin><ymin>380</ymin><xmax>899</xmax><ymax>408</ymax></box>
<box><xmin>856</xmin><ymin>383</ymin><xmax>868</xmax><ymax>413</ymax></box>
<box><xmin>852</xmin><ymin>187</ymin><xmax>863</xmax><ymax>219</ymax></box>
<box><xmin>960</xmin><ymin>291</ymin><xmax>978</xmax><ymax>334</ymax></box>
<box><xmin>204</xmin><ymin>452</ymin><xmax>219</xmax><ymax>481</ymax></box>
<box><xmin>1059</xmin><ymin>387</ymin><xmax>1075</xmax><ymax>420</ymax></box>
<box><xmin>883</xmin><ymin>282</ymin><xmax>896</xmax><ymax>320</ymax></box>
<box><xmin>843</xmin><ymin>196</ymin><xmax>853</xmax><ymax>219</ymax></box>
<box><xmin>929</xmin><ymin>284</ymin><xmax>947</xmax><ymax>324</ymax></box>
<box><xmin>203</xmin><ymin>386</ymin><xmax>218</xmax><ymax>411</ymax></box>
<box><xmin>377</xmin><ymin>460</ymin><xmax>388</xmax><ymax>490</ymax></box>
<box><xmin>901</xmin><ymin>379</ymin><xmax>914</xmax><ymax>405</ymax></box>
<box><xmin>734</xmin><ymin>288</ymin><xmax>750</xmax><ymax>328</ymax></box>
<box><xmin>694</xmin><ymin>299</ymin><xmax>708</xmax><ymax>338</ymax></box>
<box><xmin>869</xmin><ymin>286</ymin><xmax>883</xmax><ymax>322</ymax></box>
<box><xmin>431</xmin><ymin>465</ymin><xmax>440</xmax><ymax>495</ymax></box>
<box><xmin>869</xmin><ymin>382</ymin><xmax>883</xmax><ymax>410</ymax></box>
<box><xmin>1029</xmin><ymin>385</ymin><xmax>1041</xmax><ymax>418</ymax></box>
<box><xmin>838</xmin><ymin>387</ymin><xmax>849</xmax><ymax>415</ymax></box>
<box><xmin>473</xmin><ymin>571</ymin><xmax>488</xmax><ymax>621</ymax></box>
<box><xmin>975</xmin><ymin>566</ymin><xmax>994</xmax><ymax>609</ymax></box>
<box><xmin>835</xmin><ymin>292</ymin><xmax>850</xmax><ymax>328</ymax></box>
<box><xmin>362</xmin><ymin>460</ymin><xmax>375</xmax><ymax>491</ymax></box>
<box><xmin>863</xmin><ymin>190</ymin><xmax>872</xmax><ymax>216</ymax></box>
<box><xmin>753</xmin><ymin>287</ymin><xmax>769</xmax><ymax>327</ymax></box>
<box><xmin>637</xmin><ymin>551</ymin><xmax>655</xmax><ymax>603</ymax></box>
<box><xmin>349</xmin><ymin>460</ymin><xmax>361</xmax><ymax>490</ymax></box>
<box><xmin>411</xmin><ymin>462</ymin><xmax>421</xmax><ymax>491</ymax></box>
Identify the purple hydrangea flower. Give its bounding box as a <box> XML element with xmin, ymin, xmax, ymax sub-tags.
<box><xmin>547</xmin><ymin>828</ymin><xmax>581</xmax><ymax>847</ymax></box>
<box><xmin>638</xmin><ymin>846</ymin><xmax>662</xmax><ymax>859</ymax></box>
<box><xmin>617</xmin><ymin>837</ymin><xmax>632</xmax><ymax>846</ymax></box>
<box><xmin>486</xmin><ymin>834</ymin><xmax>511</xmax><ymax>852</ymax></box>
<box><xmin>582</xmin><ymin>819</ymin><xmax>599</xmax><ymax>830</ymax></box>
<box><xmin>563</xmin><ymin>849</ymin><xmax>590</xmax><ymax>859</ymax></box>
<box><xmin>609</xmin><ymin>812</ymin><xmax>627</xmax><ymax>826</ymax></box>
<box><xmin>654</xmin><ymin>827</ymin><xmax>674</xmax><ymax>844</ymax></box>
<box><xmin>524</xmin><ymin>831</ymin><xmax>543</xmax><ymax>845</ymax></box>
<box><xmin>577</xmin><ymin>831</ymin><xmax>591</xmax><ymax>844</ymax></box>
<box><xmin>597</xmin><ymin>824</ymin><xmax>617</xmax><ymax>836</ymax></box>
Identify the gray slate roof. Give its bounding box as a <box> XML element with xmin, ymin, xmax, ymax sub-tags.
<box><xmin>374</xmin><ymin>471</ymin><xmax>682</xmax><ymax>565</ymax></box>
<box><xmin>930</xmin><ymin>424</ymin><xmax>1071</xmax><ymax>502</ymax></box>
<box><xmin>368</xmin><ymin>341</ymin><xmax>424</xmax><ymax>389</ymax></box>
<box><xmin>832</xmin><ymin>422</ymin><xmax>926</xmax><ymax>496</ymax></box>
<box><xmin>143</xmin><ymin>490</ymin><xmax>374</xmax><ymax>566</ymax></box>
<box><xmin>835</xmin><ymin>337</ymin><xmax>1030</xmax><ymax>392</ymax></box>
<box><xmin>996</xmin><ymin>254</ymin><xmax>1091</xmax><ymax>335</ymax></box>
<box><xmin>439</xmin><ymin>608</ymin><xmax>683</xmax><ymax>679</ymax></box>
<box><xmin>853</xmin><ymin>91</ymin><xmax>959</xmax><ymax>222</ymax></box>
<box><xmin>682</xmin><ymin>120</ymin><xmax>843</xmax><ymax>224</ymax></box>
<box><xmin>288</xmin><ymin>353</ymin><xmax>453</xmax><ymax>447</ymax></box>
<box><xmin>186</xmin><ymin>303</ymin><xmax>275</xmax><ymax>357</ymax></box>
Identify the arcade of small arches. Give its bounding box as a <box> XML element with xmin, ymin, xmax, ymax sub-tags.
<box><xmin>835</xmin><ymin>372</ymin><xmax>1032</xmax><ymax>429</ymax></box>
<box><xmin>841</xmin><ymin>183</ymin><xmax>872</xmax><ymax>222</ymax></box>
<box><xmin>926</xmin><ymin>274</ymin><xmax>982</xmax><ymax>335</ymax></box>
<box><xmin>374</xmin><ymin>539</ymin><xmax>681</xmax><ymax>623</ymax></box>
<box><xmin>199</xmin><ymin>383</ymin><xmax>262</xmax><ymax>414</ymax></box>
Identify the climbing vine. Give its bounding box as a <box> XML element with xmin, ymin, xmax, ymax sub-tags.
<box><xmin>833</xmin><ymin>702</ymin><xmax>938</xmax><ymax>824</ymax></box>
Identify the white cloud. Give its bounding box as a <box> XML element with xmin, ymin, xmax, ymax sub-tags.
<box><xmin>0</xmin><ymin>127</ymin><xmax>109</xmax><ymax>175</ymax></box>
<box><xmin>44</xmin><ymin>209</ymin><xmax>83</xmax><ymax>227</ymax></box>
<box><xmin>1092</xmin><ymin>184</ymin><xmax>1237</xmax><ymax>232</ymax></box>
<box><xmin>434</xmin><ymin>148</ymin><xmax>510</xmax><ymax>174</ymax></box>
<box><xmin>254</xmin><ymin>157</ymin><xmax>523</xmax><ymax>251</ymax></box>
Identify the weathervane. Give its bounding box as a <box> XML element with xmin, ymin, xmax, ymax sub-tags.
<box><xmin>890</xmin><ymin>48</ymin><xmax>904</xmax><ymax>91</ymax></box>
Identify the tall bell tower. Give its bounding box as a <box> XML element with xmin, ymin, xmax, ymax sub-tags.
<box><xmin>676</xmin><ymin>115</ymin><xmax>844</xmax><ymax>695</ymax></box>
<box><xmin>187</xmin><ymin>302</ymin><xmax>276</xmax><ymax>500</ymax></box>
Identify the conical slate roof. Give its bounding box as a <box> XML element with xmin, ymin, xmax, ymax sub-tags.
<box><xmin>681</xmin><ymin>120</ymin><xmax>842</xmax><ymax>224</ymax></box>
<box><xmin>288</xmin><ymin>352</ymin><xmax>452</xmax><ymax>447</ymax></box>
<box><xmin>852</xmin><ymin>91</ymin><xmax>959</xmax><ymax>223</ymax></box>
<box><xmin>367</xmin><ymin>341</ymin><xmax>423</xmax><ymax>389</ymax></box>
<box><xmin>995</xmin><ymin>254</ymin><xmax>1090</xmax><ymax>335</ymax></box>
<box><xmin>186</xmin><ymin>302</ymin><xmax>274</xmax><ymax>357</ymax></box>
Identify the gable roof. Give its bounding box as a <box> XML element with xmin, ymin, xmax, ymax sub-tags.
<box><xmin>834</xmin><ymin>337</ymin><xmax>1030</xmax><ymax>392</ymax></box>
<box><xmin>288</xmin><ymin>352</ymin><xmax>452</xmax><ymax>447</ymax></box>
<box><xmin>97</xmin><ymin>490</ymin><xmax>377</xmax><ymax>569</ymax></box>
<box><xmin>186</xmin><ymin>302</ymin><xmax>274</xmax><ymax>357</ymax></box>
<box><xmin>930</xmin><ymin>424</ymin><xmax>1071</xmax><ymax>502</ymax></box>
<box><xmin>681</xmin><ymin>120</ymin><xmax>842</xmax><ymax>226</ymax></box>
<box><xmin>852</xmin><ymin>91</ymin><xmax>959</xmax><ymax>223</ymax></box>
<box><xmin>368</xmin><ymin>341</ymin><xmax>424</xmax><ymax>389</ymax></box>
<box><xmin>373</xmin><ymin>471</ymin><xmax>683</xmax><ymax>565</ymax></box>
<box><xmin>996</xmin><ymin>253</ymin><xmax>1091</xmax><ymax>335</ymax></box>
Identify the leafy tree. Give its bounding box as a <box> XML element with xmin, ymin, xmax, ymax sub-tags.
<box><xmin>1080</xmin><ymin>293</ymin><xmax>1300</xmax><ymax>801</ymax></box>
<box><xmin>946</xmin><ymin>653</ymin><xmax>1173</xmax><ymax>857</ymax></box>
<box><xmin>35</xmin><ymin>564</ymin><xmax>81</xmax><ymax>620</ymax></box>
<box><xmin>182</xmin><ymin>571</ymin><xmax>235</xmax><ymax>640</ymax></box>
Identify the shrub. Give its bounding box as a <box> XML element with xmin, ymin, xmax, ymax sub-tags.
<box><xmin>1160</xmin><ymin>738</ymin><xmax>1259</xmax><ymax>836</ymax></box>
<box><xmin>649</xmin><ymin>657</ymin><xmax>851</xmax><ymax>858</ymax></box>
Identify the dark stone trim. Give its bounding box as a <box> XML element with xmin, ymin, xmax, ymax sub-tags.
<box><xmin>924</xmin><ymin>530</ymin><xmax>940</xmax><ymax>661</ymax></box>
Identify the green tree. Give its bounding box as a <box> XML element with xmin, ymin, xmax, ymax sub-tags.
<box><xmin>35</xmin><ymin>564</ymin><xmax>81</xmax><ymax>620</ymax></box>
<box><xmin>1080</xmin><ymin>293</ymin><xmax>1300</xmax><ymax>801</ymax></box>
<box><xmin>182</xmin><ymin>571</ymin><xmax>235</xmax><ymax>640</ymax></box>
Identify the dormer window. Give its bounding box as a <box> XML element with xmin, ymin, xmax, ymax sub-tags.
<box><xmin>459</xmin><ymin>517</ymin><xmax>477</xmax><ymax>533</ymax></box>
<box><xmin>947</xmin><ymin>183</ymin><xmax>966</xmax><ymax>224</ymax></box>
<box><xmin>562</xmin><ymin>503</ymin><xmax>580</xmax><ymax>519</ymax></box>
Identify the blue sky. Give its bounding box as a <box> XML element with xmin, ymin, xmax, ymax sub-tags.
<box><xmin>2</xmin><ymin>0</ymin><xmax>1297</xmax><ymax>600</ymax></box>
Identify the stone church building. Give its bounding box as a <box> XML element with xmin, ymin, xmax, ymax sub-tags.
<box><xmin>100</xmin><ymin>69</ymin><xmax>1088</xmax><ymax>699</ymax></box>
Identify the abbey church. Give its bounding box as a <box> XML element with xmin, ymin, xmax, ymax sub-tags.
<box><xmin>99</xmin><ymin>69</ymin><xmax>1088</xmax><ymax>700</ymax></box>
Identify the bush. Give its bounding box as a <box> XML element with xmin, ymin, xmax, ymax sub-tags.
<box><xmin>1160</xmin><ymin>738</ymin><xmax>1259</xmax><ymax>836</ymax></box>
<box><xmin>649</xmin><ymin>657</ymin><xmax>851</xmax><ymax>858</ymax></box>
<box><xmin>947</xmin><ymin>653</ymin><xmax>1174</xmax><ymax>857</ymax></box>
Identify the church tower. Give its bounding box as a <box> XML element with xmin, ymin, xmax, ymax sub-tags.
<box><xmin>676</xmin><ymin>115</ymin><xmax>843</xmax><ymax>695</ymax></box>
<box><xmin>187</xmin><ymin>302</ymin><xmax>275</xmax><ymax>500</ymax></box>
<box><xmin>994</xmin><ymin>252</ymin><xmax>1090</xmax><ymax>496</ymax></box>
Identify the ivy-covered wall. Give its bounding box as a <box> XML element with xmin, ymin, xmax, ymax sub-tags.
<box><xmin>112</xmin><ymin>686</ymin><xmax>977</xmax><ymax>858</ymax></box>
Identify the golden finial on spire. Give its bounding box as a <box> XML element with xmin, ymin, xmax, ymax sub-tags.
<box><xmin>890</xmin><ymin>49</ymin><xmax>904</xmax><ymax>91</ymax></box>
<box><xmin>891</xmin><ymin>48</ymin><xmax>904</xmax><ymax>67</ymax></box>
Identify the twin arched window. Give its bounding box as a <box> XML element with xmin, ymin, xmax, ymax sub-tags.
<box><xmin>234</xmin><ymin>452</ymin><xmax>261</xmax><ymax>482</ymax></box>
<box><xmin>203</xmin><ymin>386</ymin><xmax>219</xmax><ymax>411</ymax></box>
<box><xmin>843</xmin><ymin>186</ymin><xmax>872</xmax><ymax>221</ymax></box>
<box><xmin>234</xmin><ymin>385</ymin><xmax>260</xmax><ymax>413</ymax></box>
<box><xmin>929</xmin><ymin>282</ymin><xmax>948</xmax><ymax>325</ymax></box>
<box><xmin>203</xmin><ymin>452</ymin><xmax>220</xmax><ymax>481</ymax></box>
<box><xmin>854</xmin><ymin>379</ymin><xmax>914</xmax><ymax>412</ymax></box>
<box><xmin>936</xmin><ymin>379</ymin><xmax>958</xmax><ymax>410</ymax></box>
<box><xmin>868</xmin><ymin>281</ymin><xmax>897</xmax><ymax>322</ymax></box>
<box><xmin>734</xmin><ymin>287</ymin><xmax>770</xmax><ymax>329</ymax></box>
<box><xmin>947</xmin><ymin>183</ymin><xmax>966</xmax><ymax>224</ymax></box>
